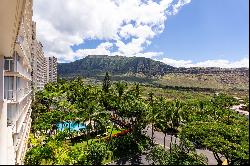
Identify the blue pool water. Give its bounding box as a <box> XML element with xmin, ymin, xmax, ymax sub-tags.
<box><xmin>56</xmin><ymin>121</ymin><xmax>86</xmax><ymax>132</ymax></box>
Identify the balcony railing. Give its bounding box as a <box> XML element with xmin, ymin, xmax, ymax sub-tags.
<box><xmin>15</xmin><ymin>114</ymin><xmax>32</xmax><ymax>164</ymax></box>
<box><xmin>4</xmin><ymin>58</ymin><xmax>32</xmax><ymax>80</ymax></box>
<box><xmin>4</xmin><ymin>88</ymin><xmax>31</xmax><ymax>102</ymax></box>
<box><xmin>7</xmin><ymin>95</ymin><xmax>32</xmax><ymax>133</ymax></box>
<box><xmin>16</xmin><ymin>38</ymin><xmax>31</xmax><ymax>65</ymax></box>
<box><xmin>16</xmin><ymin>101</ymin><xmax>32</xmax><ymax>134</ymax></box>
<box><xmin>16</xmin><ymin>61</ymin><xmax>32</xmax><ymax>80</ymax></box>
<box><xmin>16</xmin><ymin>21</ymin><xmax>31</xmax><ymax>62</ymax></box>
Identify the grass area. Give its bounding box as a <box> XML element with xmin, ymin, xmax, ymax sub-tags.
<box><xmin>70</xmin><ymin>126</ymin><xmax>125</xmax><ymax>164</ymax></box>
<box><xmin>157</xmin><ymin>73</ymin><xmax>224</xmax><ymax>89</ymax></box>
<box><xmin>102</xmin><ymin>154</ymin><xmax>113</xmax><ymax>165</ymax></box>
<box><xmin>139</xmin><ymin>85</ymin><xmax>213</xmax><ymax>101</ymax></box>
<box><xmin>74</xmin><ymin>126</ymin><xmax>123</xmax><ymax>147</ymax></box>
<box><xmin>107</xmin><ymin>127</ymin><xmax>123</xmax><ymax>135</ymax></box>
<box><xmin>155</xmin><ymin>73</ymin><xmax>248</xmax><ymax>90</ymax></box>
<box><xmin>80</xmin><ymin>71</ymin><xmax>249</xmax><ymax>98</ymax></box>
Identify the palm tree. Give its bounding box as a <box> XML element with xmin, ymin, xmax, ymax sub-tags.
<box><xmin>134</xmin><ymin>83</ymin><xmax>141</xmax><ymax>99</ymax></box>
<box><xmin>156</xmin><ymin>98</ymin><xmax>172</xmax><ymax>149</ymax></box>
<box><xmin>146</xmin><ymin>92</ymin><xmax>162</xmax><ymax>145</ymax></box>
<box><xmin>170</xmin><ymin>99</ymin><xmax>184</xmax><ymax>132</ymax></box>
<box><xmin>102</xmin><ymin>72</ymin><xmax>111</xmax><ymax>93</ymax></box>
<box><xmin>115</xmin><ymin>81</ymin><xmax>127</xmax><ymax>98</ymax></box>
<box><xmin>164</xmin><ymin>99</ymin><xmax>185</xmax><ymax>151</ymax></box>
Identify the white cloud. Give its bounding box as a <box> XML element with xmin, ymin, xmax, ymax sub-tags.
<box><xmin>73</xmin><ymin>42</ymin><xmax>113</xmax><ymax>59</ymax></box>
<box><xmin>158</xmin><ymin>57</ymin><xmax>192</xmax><ymax>67</ymax></box>
<box><xmin>158</xmin><ymin>57</ymin><xmax>249</xmax><ymax>68</ymax></box>
<box><xmin>135</xmin><ymin>52</ymin><xmax>164</xmax><ymax>58</ymax></box>
<box><xmin>171</xmin><ymin>0</ymin><xmax>191</xmax><ymax>15</ymax></box>
<box><xmin>33</xmin><ymin>0</ymin><xmax>248</xmax><ymax>69</ymax></box>
<box><xmin>33</xmin><ymin>0</ymin><xmax>191</xmax><ymax>62</ymax></box>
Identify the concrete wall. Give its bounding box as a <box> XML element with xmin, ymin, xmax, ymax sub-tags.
<box><xmin>0</xmin><ymin>56</ymin><xmax>8</xmax><ymax>164</ymax></box>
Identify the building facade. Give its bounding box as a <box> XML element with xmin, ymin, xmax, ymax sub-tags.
<box><xmin>0</xmin><ymin>0</ymin><xmax>33</xmax><ymax>164</ymax></box>
<box><xmin>1</xmin><ymin>0</ymin><xmax>59</xmax><ymax>162</ymax></box>
<box><xmin>31</xmin><ymin>21</ymin><xmax>46</xmax><ymax>91</ymax></box>
<box><xmin>0</xmin><ymin>0</ymin><xmax>58</xmax><ymax>164</ymax></box>
<box><xmin>45</xmin><ymin>56</ymin><xmax>57</xmax><ymax>83</ymax></box>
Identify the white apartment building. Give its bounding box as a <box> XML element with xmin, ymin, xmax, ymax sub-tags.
<box><xmin>31</xmin><ymin>21</ymin><xmax>46</xmax><ymax>91</ymax></box>
<box><xmin>45</xmin><ymin>56</ymin><xmax>57</xmax><ymax>83</ymax></box>
<box><xmin>1</xmin><ymin>1</ymin><xmax>58</xmax><ymax>164</ymax></box>
<box><xmin>0</xmin><ymin>0</ymin><xmax>33</xmax><ymax>165</ymax></box>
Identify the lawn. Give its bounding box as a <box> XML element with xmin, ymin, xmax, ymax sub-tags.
<box><xmin>75</xmin><ymin>125</ymin><xmax>123</xmax><ymax>147</ymax></box>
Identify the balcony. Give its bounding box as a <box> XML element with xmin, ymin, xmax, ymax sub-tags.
<box><xmin>16</xmin><ymin>61</ymin><xmax>32</xmax><ymax>80</ymax></box>
<box><xmin>4</xmin><ymin>87</ymin><xmax>32</xmax><ymax>103</ymax></box>
<box><xmin>4</xmin><ymin>58</ymin><xmax>32</xmax><ymax>80</ymax></box>
<box><xmin>15</xmin><ymin>40</ymin><xmax>31</xmax><ymax>68</ymax></box>
<box><xmin>15</xmin><ymin>99</ymin><xmax>32</xmax><ymax>134</ymax></box>
<box><xmin>15</xmin><ymin>111</ymin><xmax>32</xmax><ymax>164</ymax></box>
<box><xmin>7</xmin><ymin>94</ymin><xmax>32</xmax><ymax>124</ymax></box>
<box><xmin>15</xmin><ymin>22</ymin><xmax>31</xmax><ymax>70</ymax></box>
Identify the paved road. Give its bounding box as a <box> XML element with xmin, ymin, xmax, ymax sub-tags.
<box><xmin>231</xmin><ymin>104</ymin><xmax>249</xmax><ymax>119</ymax></box>
<box><xmin>108</xmin><ymin>125</ymin><xmax>221</xmax><ymax>165</ymax></box>
<box><xmin>143</xmin><ymin>125</ymin><xmax>222</xmax><ymax>165</ymax></box>
<box><xmin>108</xmin><ymin>111</ymin><xmax>223</xmax><ymax>165</ymax></box>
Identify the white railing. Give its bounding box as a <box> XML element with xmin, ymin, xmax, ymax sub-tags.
<box><xmin>4</xmin><ymin>90</ymin><xmax>15</xmax><ymax>101</ymax></box>
<box><xmin>6</xmin><ymin>94</ymin><xmax>32</xmax><ymax>130</ymax></box>
<box><xmin>16</xmin><ymin>61</ymin><xmax>31</xmax><ymax>80</ymax></box>
<box><xmin>14</xmin><ymin>106</ymin><xmax>32</xmax><ymax>149</ymax></box>
<box><xmin>15</xmin><ymin>112</ymin><xmax>32</xmax><ymax>164</ymax></box>
<box><xmin>4</xmin><ymin>87</ymin><xmax>31</xmax><ymax>102</ymax></box>
<box><xmin>16</xmin><ymin>98</ymin><xmax>32</xmax><ymax>131</ymax></box>
<box><xmin>4</xmin><ymin>58</ymin><xmax>31</xmax><ymax>80</ymax></box>
<box><xmin>15</xmin><ymin>21</ymin><xmax>31</xmax><ymax>67</ymax></box>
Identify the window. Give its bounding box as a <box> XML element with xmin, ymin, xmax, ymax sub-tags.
<box><xmin>4</xmin><ymin>58</ymin><xmax>14</xmax><ymax>71</ymax></box>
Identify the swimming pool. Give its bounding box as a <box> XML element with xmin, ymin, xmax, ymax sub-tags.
<box><xmin>56</xmin><ymin>121</ymin><xmax>86</xmax><ymax>132</ymax></box>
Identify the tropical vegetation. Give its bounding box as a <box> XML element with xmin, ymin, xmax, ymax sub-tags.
<box><xmin>25</xmin><ymin>74</ymin><xmax>249</xmax><ymax>165</ymax></box>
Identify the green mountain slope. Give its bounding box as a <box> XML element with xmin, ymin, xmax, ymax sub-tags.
<box><xmin>58</xmin><ymin>55</ymin><xmax>176</xmax><ymax>77</ymax></box>
<box><xmin>58</xmin><ymin>55</ymin><xmax>249</xmax><ymax>94</ymax></box>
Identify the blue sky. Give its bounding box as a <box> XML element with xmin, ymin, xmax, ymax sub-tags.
<box><xmin>34</xmin><ymin>0</ymin><xmax>249</xmax><ymax>67</ymax></box>
<box><xmin>149</xmin><ymin>0</ymin><xmax>249</xmax><ymax>63</ymax></box>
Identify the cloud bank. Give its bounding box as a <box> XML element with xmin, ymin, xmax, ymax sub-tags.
<box><xmin>33</xmin><ymin>0</ymin><xmax>248</xmax><ymax>68</ymax></box>
<box><xmin>33</xmin><ymin>0</ymin><xmax>191</xmax><ymax>61</ymax></box>
<box><xmin>158</xmin><ymin>57</ymin><xmax>249</xmax><ymax>68</ymax></box>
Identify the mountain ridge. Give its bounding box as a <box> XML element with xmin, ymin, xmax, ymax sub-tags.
<box><xmin>58</xmin><ymin>55</ymin><xmax>249</xmax><ymax>78</ymax></box>
<box><xmin>58</xmin><ymin>55</ymin><xmax>176</xmax><ymax>77</ymax></box>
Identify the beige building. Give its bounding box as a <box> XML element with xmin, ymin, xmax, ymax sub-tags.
<box><xmin>31</xmin><ymin>21</ymin><xmax>46</xmax><ymax>91</ymax></box>
<box><xmin>45</xmin><ymin>56</ymin><xmax>57</xmax><ymax>83</ymax></box>
<box><xmin>0</xmin><ymin>0</ymin><xmax>33</xmax><ymax>164</ymax></box>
